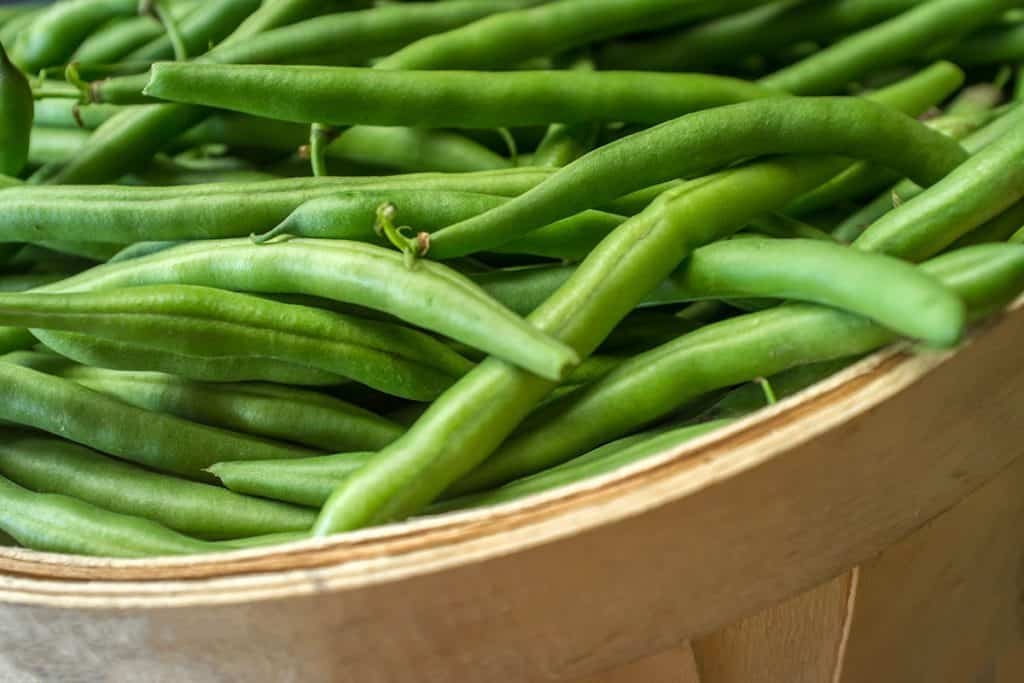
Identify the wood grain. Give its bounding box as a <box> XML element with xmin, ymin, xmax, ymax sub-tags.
<box><xmin>836</xmin><ymin>456</ymin><xmax>1024</xmax><ymax>683</ymax></box>
<box><xmin>0</xmin><ymin>304</ymin><xmax>1020</xmax><ymax>681</ymax></box>
<box><xmin>693</xmin><ymin>573</ymin><xmax>854</xmax><ymax>683</ymax></box>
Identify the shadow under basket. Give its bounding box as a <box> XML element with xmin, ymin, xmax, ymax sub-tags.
<box><xmin>0</xmin><ymin>300</ymin><xmax>1022</xmax><ymax>683</ymax></box>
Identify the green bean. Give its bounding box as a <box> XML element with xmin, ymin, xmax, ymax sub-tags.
<box><xmin>210</xmin><ymin>452</ymin><xmax>373</xmax><ymax>508</ymax></box>
<box><xmin>11</xmin><ymin>0</ymin><xmax>139</xmax><ymax>74</ymax></box>
<box><xmin>183</xmin><ymin>116</ymin><xmax>511</xmax><ymax>174</ymax></box>
<box><xmin>35</xmin><ymin>240</ymin><xmax>120</xmax><ymax>262</ymax></box>
<box><xmin>0</xmin><ymin>273</ymin><xmax>66</xmax><ymax>293</ymax></box>
<box><xmin>0</xmin><ymin>474</ymin><xmax>222</xmax><ymax>557</ymax></box>
<box><xmin>597</xmin><ymin>0</ymin><xmax>924</xmax><ymax>72</ymax></box>
<box><xmin>786</xmin><ymin>109</ymin><xmax>996</xmax><ymax>218</ymax></box>
<box><xmin>834</xmin><ymin>104</ymin><xmax>1023</xmax><ymax>241</ymax></box>
<box><xmin>0</xmin><ymin>360</ymin><xmax>317</xmax><ymax>479</ymax></box>
<box><xmin>0</xmin><ymin>432</ymin><xmax>315</xmax><ymax>540</ymax></box>
<box><xmin>478</xmin><ymin>236</ymin><xmax>965</xmax><ymax>346</ymax></box>
<box><xmin>122</xmin><ymin>0</ymin><xmax>261</xmax><ymax>63</ymax></box>
<box><xmin>855</xmin><ymin>104</ymin><xmax>1024</xmax><ymax>261</ymax></box>
<box><xmin>0</xmin><ymin>284</ymin><xmax>474</xmax><ymax>399</ymax></box>
<box><xmin>759</xmin><ymin>0</ymin><xmax>1018</xmax><ymax>95</ymax></box>
<box><xmin>0</xmin><ymin>9</ymin><xmax>43</xmax><ymax>51</ymax></box>
<box><xmin>218</xmin><ymin>0</ymin><xmax>365</xmax><ymax>47</ymax></box>
<box><xmin>699</xmin><ymin>358</ymin><xmax>861</xmax><ymax>421</ymax></box>
<box><xmin>73</xmin><ymin>14</ymin><xmax>170</xmax><ymax>65</ymax></box>
<box><xmin>311</xmin><ymin>69</ymin><xmax>968</xmax><ymax>533</ymax></box>
<box><xmin>432</xmin><ymin>420</ymin><xmax>736</xmax><ymax>514</ymax></box>
<box><xmin>143</xmin><ymin>64</ymin><xmax>780</xmax><ymax>125</ymax></box>
<box><xmin>945</xmin><ymin>23</ymin><xmax>1024</xmax><ymax>66</ymax></box>
<box><xmin>33</xmin><ymin>330</ymin><xmax>350</xmax><ymax>386</ymax></box>
<box><xmin>30</xmin><ymin>239</ymin><xmax>579</xmax><ymax>382</ymax></box>
<box><xmin>1012</xmin><ymin>227</ymin><xmax>1024</xmax><ymax>244</ymax></box>
<box><xmin>950</xmin><ymin>201</ymin><xmax>1024</xmax><ymax>248</ymax></box>
<box><xmin>33</xmin><ymin>98</ymin><xmax>125</xmax><ymax>129</ymax></box>
<box><xmin>376</xmin><ymin>0</ymin><xmax>767</xmax><ymax>71</ymax></box>
<box><xmin>27</xmin><ymin>126</ymin><xmax>89</xmax><ymax>165</ymax></box>
<box><xmin>0</xmin><ymin>41</ymin><xmax>33</xmax><ymax>177</ymax></box>
<box><xmin>447</xmin><ymin>244</ymin><xmax>1024</xmax><ymax>495</ymax></box>
<box><xmin>425</xmin><ymin>95</ymin><xmax>969</xmax><ymax>259</ymax></box>
<box><xmin>0</xmin><ymin>4</ymin><xmax>43</xmax><ymax>28</ymax></box>
<box><xmin>260</xmin><ymin>189</ymin><xmax>624</xmax><ymax>261</ymax></box>
<box><xmin>59</xmin><ymin>367</ymin><xmax>403</xmax><ymax>451</ymax></box>
<box><xmin>0</xmin><ymin>170</ymin><xmax>558</xmax><ymax>243</ymax></box>
<box><xmin>88</xmin><ymin>0</ymin><xmax>551</xmax><ymax>105</ymax></box>
<box><xmin>745</xmin><ymin>213</ymin><xmax>839</xmax><ymax>242</ymax></box>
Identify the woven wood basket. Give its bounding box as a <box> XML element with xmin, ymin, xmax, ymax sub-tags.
<box><xmin>0</xmin><ymin>301</ymin><xmax>1022</xmax><ymax>683</ymax></box>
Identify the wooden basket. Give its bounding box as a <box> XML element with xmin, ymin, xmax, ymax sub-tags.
<box><xmin>0</xmin><ymin>301</ymin><xmax>1022</xmax><ymax>683</ymax></box>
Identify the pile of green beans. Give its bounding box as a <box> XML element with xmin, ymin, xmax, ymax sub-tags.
<box><xmin>0</xmin><ymin>0</ymin><xmax>1022</xmax><ymax>558</ymax></box>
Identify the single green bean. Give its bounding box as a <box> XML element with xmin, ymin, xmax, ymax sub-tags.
<box><xmin>33</xmin><ymin>98</ymin><xmax>125</xmax><ymax>129</ymax></box>
<box><xmin>0</xmin><ymin>432</ymin><xmax>315</xmax><ymax>539</ymax></box>
<box><xmin>855</xmin><ymin>104</ymin><xmax>1024</xmax><ymax>261</ymax></box>
<box><xmin>143</xmin><ymin>64</ymin><xmax>780</xmax><ymax>126</ymax></box>
<box><xmin>0</xmin><ymin>9</ymin><xmax>43</xmax><ymax>51</ymax></box>
<box><xmin>0</xmin><ymin>41</ymin><xmax>33</xmax><ymax>177</ymax></box>
<box><xmin>0</xmin><ymin>361</ymin><xmax>317</xmax><ymax>479</ymax></box>
<box><xmin>448</xmin><ymin>243</ymin><xmax>1024</xmax><ymax>495</ymax></box>
<box><xmin>29</xmin><ymin>239</ymin><xmax>580</xmax><ymax>382</ymax></box>
<box><xmin>72</xmin><ymin>13</ymin><xmax>171</xmax><ymax>64</ymax></box>
<box><xmin>945</xmin><ymin>23</ymin><xmax>1024</xmax><ymax>66</ymax></box>
<box><xmin>758</xmin><ymin>0</ymin><xmax>1019</xmax><ymax>95</ymax></box>
<box><xmin>210</xmin><ymin>452</ymin><xmax>374</xmax><ymax>508</ymax></box>
<box><xmin>426</xmin><ymin>95</ymin><xmax>969</xmax><ymax>259</ymax></box>
<box><xmin>0</xmin><ymin>284</ymin><xmax>474</xmax><ymax>400</ymax></box>
<box><xmin>27</xmin><ymin>126</ymin><xmax>89</xmax><ymax>165</ymax></box>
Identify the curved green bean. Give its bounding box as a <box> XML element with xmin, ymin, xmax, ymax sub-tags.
<box><xmin>0</xmin><ymin>432</ymin><xmax>315</xmax><ymax>539</ymax></box>
<box><xmin>855</xmin><ymin>104</ymin><xmax>1024</xmax><ymax>260</ymax></box>
<box><xmin>210</xmin><ymin>452</ymin><xmax>373</xmax><ymax>508</ymax></box>
<box><xmin>426</xmin><ymin>96</ymin><xmax>968</xmax><ymax>259</ymax></box>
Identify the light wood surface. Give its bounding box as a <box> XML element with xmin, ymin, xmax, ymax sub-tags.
<box><xmin>692</xmin><ymin>573</ymin><xmax>854</xmax><ymax>683</ymax></box>
<box><xmin>0</xmin><ymin>303</ymin><xmax>1020</xmax><ymax>681</ymax></box>
<box><xmin>836</xmin><ymin>455</ymin><xmax>1024</xmax><ymax>683</ymax></box>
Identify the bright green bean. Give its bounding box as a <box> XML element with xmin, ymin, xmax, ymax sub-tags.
<box><xmin>210</xmin><ymin>452</ymin><xmax>373</xmax><ymax>508</ymax></box>
<box><xmin>950</xmin><ymin>201</ymin><xmax>1024</xmax><ymax>248</ymax></box>
<box><xmin>143</xmin><ymin>64</ymin><xmax>780</xmax><ymax>126</ymax></box>
<box><xmin>855</xmin><ymin>104</ymin><xmax>1024</xmax><ymax>261</ymax></box>
<box><xmin>759</xmin><ymin>0</ymin><xmax>1019</xmax><ymax>94</ymax></box>
<box><xmin>27</xmin><ymin>126</ymin><xmax>89</xmax><ymax>165</ymax></box>
<box><xmin>448</xmin><ymin>243</ymin><xmax>1024</xmax><ymax>495</ymax></box>
<box><xmin>217</xmin><ymin>0</ymin><xmax>364</xmax><ymax>47</ymax></box>
<box><xmin>0</xmin><ymin>360</ymin><xmax>317</xmax><ymax>479</ymax></box>
<box><xmin>0</xmin><ymin>432</ymin><xmax>315</xmax><ymax>539</ymax></box>
<box><xmin>0</xmin><ymin>284</ymin><xmax>474</xmax><ymax>400</ymax></box>
<box><xmin>426</xmin><ymin>95</ymin><xmax>969</xmax><ymax>259</ymax></box>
